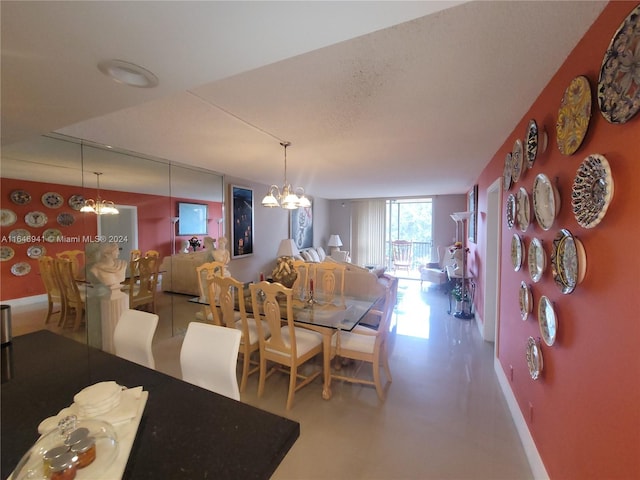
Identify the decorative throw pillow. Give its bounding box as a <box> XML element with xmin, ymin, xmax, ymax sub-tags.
<box><xmin>307</xmin><ymin>248</ymin><xmax>320</xmax><ymax>262</ymax></box>
<box><xmin>315</xmin><ymin>246</ymin><xmax>326</xmax><ymax>261</ymax></box>
<box><xmin>300</xmin><ymin>250</ymin><xmax>313</xmax><ymax>262</ymax></box>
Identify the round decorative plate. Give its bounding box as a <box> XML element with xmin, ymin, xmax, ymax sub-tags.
<box><xmin>24</xmin><ymin>211</ymin><xmax>48</xmax><ymax>228</ymax></box>
<box><xmin>43</xmin><ymin>228</ymin><xmax>63</xmax><ymax>242</ymax></box>
<box><xmin>525</xmin><ymin>119</ymin><xmax>547</xmax><ymax>168</ymax></box>
<box><xmin>503</xmin><ymin>152</ymin><xmax>513</xmax><ymax>191</ymax></box>
<box><xmin>506</xmin><ymin>193</ymin><xmax>517</xmax><ymax>229</ymax></box>
<box><xmin>41</xmin><ymin>192</ymin><xmax>63</xmax><ymax>208</ymax></box>
<box><xmin>519</xmin><ymin>281</ymin><xmax>533</xmax><ymax>321</ymax></box>
<box><xmin>526</xmin><ymin>336</ymin><xmax>543</xmax><ymax>380</ymax></box>
<box><xmin>528</xmin><ymin>237</ymin><xmax>546</xmax><ymax>283</ymax></box>
<box><xmin>68</xmin><ymin>194</ymin><xmax>85</xmax><ymax>211</ymax></box>
<box><xmin>538</xmin><ymin>296</ymin><xmax>557</xmax><ymax>347</ymax></box>
<box><xmin>27</xmin><ymin>245</ymin><xmax>46</xmax><ymax>259</ymax></box>
<box><xmin>516</xmin><ymin>187</ymin><xmax>531</xmax><ymax>233</ymax></box>
<box><xmin>597</xmin><ymin>4</ymin><xmax>640</xmax><ymax>124</ymax></box>
<box><xmin>572</xmin><ymin>154</ymin><xmax>614</xmax><ymax>228</ymax></box>
<box><xmin>556</xmin><ymin>75</ymin><xmax>592</xmax><ymax>155</ymax></box>
<box><xmin>1</xmin><ymin>246</ymin><xmax>15</xmax><ymax>262</ymax></box>
<box><xmin>11</xmin><ymin>262</ymin><xmax>31</xmax><ymax>277</ymax></box>
<box><xmin>10</xmin><ymin>190</ymin><xmax>31</xmax><ymax>205</ymax></box>
<box><xmin>551</xmin><ymin>229</ymin><xmax>587</xmax><ymax>294</ymax></box>
<box><xmin>57</xmin><ymin>212</ymin><xmax>75</xmax><ymax>226</ymax></box>
<box><xmin>0</xmin><ymin>209</ymin><xmax>17</xmax><ymax>227</ymax></box>
<box><xmin>8</xmin><ymin>228</ymin><xmax>31</xmax><ymax>244</ymax></box>
<box><xmin>511</xmin><ymin>139</ymin><xmax>524</xmax><ymax>184</ymax></box>
<box><xmin>511</xmin><ymin>234</ymin><xmax>524</xmax><ymax>272</ymax></box>
<box><xmin>533</xmin><ymin>173</ymin><xmax>560</xmax><ymax>231</ymax></box>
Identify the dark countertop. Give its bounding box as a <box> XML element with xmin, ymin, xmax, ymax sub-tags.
<box><xmin>1</xmin><ymin>330</ymin><xmax>299</xmax><ymax>479</ymax></box>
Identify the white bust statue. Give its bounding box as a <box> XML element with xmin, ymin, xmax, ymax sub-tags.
<box><xmin>181</xmin><ymin>240</ymin><xmax>190</xmax><ymax>254</ymax></box>
<box><xmin>89</xmin><ymin>242</ymin><xmax>127</xmax><ymax>289</ymax></box>
<box><xmin>213</xmin><ymin>236</ymin><xmax>231</xmax><ymax>276</ymax></box>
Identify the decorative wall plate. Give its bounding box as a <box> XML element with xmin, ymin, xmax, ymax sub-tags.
<box><xmin>27</xmin><ymin>245</ymin><xmax>46</xmax><ymax>259</ymax></box>
<box><xmin>10</xmin><ymin>190</ymin><xmax>31</xmax><ymax>205</ymax></box>
<box><xmin>551</xmin><ymin>229</ymin><xmax>587</xmax><ymax>294</ymax></box>
<box><xmin>511</xmin><ymin>139</ymin><xmax>524</xmax><ymax>184</ymax></box>
<box><xmin>525</xmin><ymin>119</ymin><xmax>547</xmax><ymax>168</ymax></box>
<box><xmin>503</xmin><ymin>152</ymin><xmax>513</xmax><ymax>191</ymax></box>
<box><xmin>511</xmin><ymin>234</ymin><xmax>524</xmax><ymax>271</ymax></box>
<box><xmin>526</xmin><ymin>336</ymin><xmax>543</xmax><ymax>380</ymax></box>
<box><xmin>9</xmin><ymin>228</ymin><xmax>31</xmax><ymax>244</ymax></box>
<box><xmin>57</xmin><ymin>212</ymin><xmax>75</xmax><ymax>226</ymax></box>
<box><xmin>0</xmin><ymin>209</ymin><xmax>17</xmax><ymax>227</ymax></box>
<box><xmin>516</xmin><ymin>187</ymin><xmax>531</xmax><ymax>233</ymax></box>
<box><xmin>556</xmin><ymin>75</ymin><xmax>592</xmax><ymax>155</ymax></box>
<box><xmin>43</xmin><ymin>228</ymin><xmax>63</xmax><ymax>242</ymax></box>
<box><xmin>24</xmin><ymin>211</ymin><xmax>48</xmax><ymax>228</ymax></box>
<box><xmin>538</xmin><ymin>296</ymin><xmax>557</xmax><ymax>347</ymax></box>
<box><xmin>528</xmin><ymin>237</ymin><xmax>546</xmax><ymax>283</ymax></box>
<box><xmin>506</xmin><ymin>193</ymin><xmax>517</xmax><ymax>229</ymax></box>
<box><xmin>11</xmin><ymin>262</ymin><xmax>31</xmax><ymax>277</ymax></box>
<box><xmin>68</xmin><ymin>194</ymin><xmax>85</xmax><ymax>211</ymax></box>
<box><xmin>519</xmin><ymin>281</ymin><xmax>533</xmax><ymax>320</ymax></box>
<box><xmin>597</xmin><ymin>4</ymin><xmax>640</xmax><ymax>124</ymax></box>
<box><xmin>41</xmin><ymin>192</ymin><xmax>64</xmax><ymax>208</ymax></box>
<box><xmin>572</xmin><ymin>154</ymin><xmax>614</xmax><ymax>228</ymax></box>
<box><xmin>1</xmin><ymin>246</ymin><xmax>15</xmax><ymax>262</ymax></box>
<box><xmin>533</xmin><ymin>173</ymin><xmax>560</xmax><ymax>231</ymax></box>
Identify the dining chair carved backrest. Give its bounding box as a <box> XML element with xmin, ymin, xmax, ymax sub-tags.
<box><xmin>144</xmin><ymin>250</ymin><xmax>160</xmax><ymax>259</ymax></box>
<box><xmin>54</xmin><ymin>257</ymin><xmax>86</xmax><ymax>330</ymax></box>
<box><xmin>391</xmin><ymin>240</ymin><xmax>413</xmax><ymax>273</ymax></box>
<box><xmin>249</xmin><ymin>281</ymin><xmax>323</xmax><ymax>410</ymax></box>
<box><xmin>291</xmin><ymin>260</ymin><xmax>310</xmax><ymax>298</ymax></box>
<box><xmin>113</xmin><ymin>309</ymin><xmax>159</xmax><ymax>369</ymax></box>
<box><xmin>180</xmin><ymin>321</ymin><xmax>241</xmax><ymax>401</ymax></box>
<box><xmin>209</xmin><ymin>275</ymin><xmax>271</xmax><ymax>392</ymax></box>
<box><xmin>195</xmin><ymin>261</ymin><xmax>226</xmax><ymax>323</ymax></box>
<box><xmin>310</xmin><ymin>262</ymin><xmax>346</xmax><ymax>303</ymax></box>
<box><xmin>56</xmin><ymin>250</ymin><xmax>85</xmax><ymax>281</ymax></box>
<box><xmin>130</xmin><ymin>249</ymin><xmax>142</xmax><ymax>263</ymax></box>
<box><xmin>127</xmin><ymin>255</ymin><xmax>160</xmax><ymax>313</ymax></box>
<box><xmin>38</xmin><ymin>256</ymin><xmax>65</xmax><ymax>325</ymax></box>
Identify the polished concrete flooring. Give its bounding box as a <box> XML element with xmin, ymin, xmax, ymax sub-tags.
<box><xmin>10</xmin><ymin>279</ymin><xmax>533</xmax><ymax>479</ymax></box>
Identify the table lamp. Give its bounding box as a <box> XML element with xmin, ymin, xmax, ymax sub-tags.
<box><xmin>328</xmin><ymin>234</ymin><xmax>343</xmax><ymax>254</ymax></box>
<box><xmin>273</xmin><ymin>239</ymin><xmax>299</xmax><ymax>288</ymax></box>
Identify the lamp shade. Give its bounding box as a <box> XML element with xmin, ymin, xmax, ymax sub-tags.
<box><xmin>277</xmin><ymin>239</ymin><xmax>300</xmax><ymax>257</ymax></box>
<box><xmin>327</xmin><ymin>235</ymin><xmax>343</xmax><ymax>248</ymax></box>
<box><xmin>450</xmin><ymin>211</ymin><xmax>472</xmax><ymax>222</ymax></box>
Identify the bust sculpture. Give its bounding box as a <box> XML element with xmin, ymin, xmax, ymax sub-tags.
<box><xmin>213</xmin><ymin>236</ymin><xmax>231</xmax><ymax>276</ymax></box>
<box><xmin>89</xmin><ymin>242</ymin><xmax>128</xmax><ymax>292</ymax></box>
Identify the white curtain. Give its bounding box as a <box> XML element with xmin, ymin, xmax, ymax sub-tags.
<box><xmin>351</xmin><ymin>200</ymin><xmax>386</xmax><ymax>266</ymax></box>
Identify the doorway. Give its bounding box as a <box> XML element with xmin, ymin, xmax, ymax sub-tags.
<box><xmin>483</xmin><ymin>178</ymin><xmax>502</xmax><ymax>347</ymax></box>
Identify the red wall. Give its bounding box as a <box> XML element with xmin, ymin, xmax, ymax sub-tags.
<box><xmin>1</xmin><ymin>178</ymin><xmax>222</xmax><ymax>301</ymax></box>
<box><xmin>474</xmin><ymin>2</ymin><xmax>640</xmax><ymax>478</ymax></box>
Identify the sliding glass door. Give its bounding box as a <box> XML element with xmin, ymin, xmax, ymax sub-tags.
<box><xmin>386</xmin><ymin>199</ymin><xmax>433</xmax><ymax>271</ymax></box>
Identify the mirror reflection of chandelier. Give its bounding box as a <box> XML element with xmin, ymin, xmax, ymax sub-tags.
<box><xmin>261</xmin><ymin>141</ymin><xmax>311</xmax><ymax>210</ymax></box>
<box><xmin>80</xmin><ymin>172</ymin><xmax>119</xmax><ymax>215</ymax></box>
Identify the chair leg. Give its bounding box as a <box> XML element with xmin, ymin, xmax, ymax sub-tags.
<box><xmin>286</xmin><ymin>364</ymin><xmax>297</xmax><ymax>410</ymax></box>
<box><xmin>73</xmin><ymin>305</ymin><xmax>83</xmax><ymax>331</ymax></box>
<box><xmin>258</xmin><ymin>355</ymin><xmax>266</xmax><ymax>398</ymax></box>
<box><xmin>372</xmin><ymin>353</ymin><xmax>384</xmax><ymax>400</ymax></box>
<box><xmin>382</xmin><ymin>346</ymin><xmax>393</xmax><ymax>383</ymax></box>
<box><xmin>240</xmin><ymin>348</ymin><xmax>250</xmax><ymax>393</ymax></box>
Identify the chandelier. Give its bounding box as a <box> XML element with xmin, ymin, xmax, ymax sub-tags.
<box><xmin>261</xmin><ymin>142</ymin><xmax>311</xmax><ymax>209</ymax></box>
<box><xmin>80</xmin><ymin>172</ymin><xmax>119</xmax><ymax>215</ymax></box>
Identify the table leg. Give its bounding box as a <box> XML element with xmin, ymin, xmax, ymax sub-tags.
<box><xmin>321</xmin><ymin>331</ymin><xmax>332</xmax><ymax>400</ymax></box>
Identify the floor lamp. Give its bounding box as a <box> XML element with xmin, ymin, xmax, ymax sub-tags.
<box><xmin>171</xmin><ymin>217</ymin><xmax>179</xmax><ymax>255</ymax></box>
<box><xmin>450</xmin><ymin>211</ymin><xmax>473</xmax><ymax>320</ymax></box>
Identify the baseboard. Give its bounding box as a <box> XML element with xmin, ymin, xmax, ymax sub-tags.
<box><xmin>494</xmin><ymin>357</ymin><xmax>549</xmax><ymax>480</ymax></box>
<box><xmin>2</xmin><ymin>294</ymin><xmax>47</xmax><ymax>308</ymax></box>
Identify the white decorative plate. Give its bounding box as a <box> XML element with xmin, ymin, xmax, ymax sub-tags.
<box><xmin>557</xmin><ymin>75</ymin><xmax>592</xmax><ymax>155</ymax></box>
<box><xmin>68</xmin><ymin>194</ymin><xmax>85</xmax><ymax>211</ymax></box>
<box><xmin>27</xmin><ymin>245</ymin><xmax>46</xmax><ymax>259</ymax></box>
<box><xmin>11</xmin><ymin>262</ymin><xmax>31</xmax><ymax>277</ymax></box>
<box><xmin>24</xmin><ymin>211</ymin><xmax>48</xmax><ymax>228</ymax></box>
<box><xmin>1</xmin><ymin>246</ymin><xmax>15</xmax><ymax>262</ymax></box>
<box><xmin>519</xmin><ymin>281</ymin><xmax>533</xmax><ymax>321</ymax></box>
<box><xmin>516</xmin><ymin>187</ymin><xmax>531</xmax><ymax>233</ymax></box>
<box><xmin>43</xmin><ymin>228</ymin><xmax>63</xmax><ymax>242</ymax></box>
<box><xmin>511</xmin><ymin>234</ymin><xmax>524</xmax><ymax>272</ymax></box>
<box><xmin>551</xmin><ymin>229</ymin><xmax>587</xmax><ymax>294</ymax></box>
<box><xmin>511</xmin><ymin>139</ymin><xmax>524</xmax><ymax>184</ymax></box>
<box><xmin>525</xmin><ymin>119</ymin><xmax>548</xmax><ymax>168</ymax></box>
<box><xmin>506</xmin><ymin>193</ymin><xmax>517</xmax><ymax>230</ymax></box>
<box><xmin>572</xmin><ymin>154</ymin><xmax>614</xmax><ymax>228</ymax></box>
<box><xmin>57</xmin><ymin>212</ymin><xmax>75</xmax><ymax>226</ymax></box>
<box><xmin>41</xmin><ymin>191</ymin><xmax>63</xmax><ymax>208</ymax></box>
<box><xmin>597</xmin><ymin>4</ymin><xmax>640</xmax><ymax>124</ymax></box>
<box><xmin>528</xmin><ymin>237</ymin><xmax>546</xmax><ymax>283</ymax></box>
<box><xmin>533</xmin><ymin>173</ymin><xmax>560</xmax><ymax>231</ymax></box>
<box><xmin>0</xmin><ymin>209</ymin><xmax>17</xmax><ymax>227</ymax></box>
<box><xmin>10</xmin><ymin>190</ymin><xmax>31</xmax><ymax>205</ymax></box>
<box><xmin>503</xmin><ymin>152</ymin><xmax>513</xmax><ymax>191</ymax></box>
<box><xmin>538</xmin><ymin>296</ymin><xmax>557</xmax><ymax>347</ymax></box>
<box><xmin>9</xmin><ymin>228</ymin><xmax>31</xmax><ymax>244</ymax></box>
<box><xmin>526</xmin><ymin>336</ymin><xmax>543</xmax><ymax>380</ymax></box>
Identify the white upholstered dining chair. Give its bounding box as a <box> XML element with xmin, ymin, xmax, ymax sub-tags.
<box><xmin>113</xmin><ymin>309</ymin><xmax>159</xmax><ymax>369</ymax></box>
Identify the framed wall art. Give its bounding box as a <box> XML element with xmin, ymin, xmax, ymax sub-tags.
<box><xmin>468</xmin><ymin>184</ymin><xmax>478</xmax><ymax>244</ymax></box>
<box><xmin>177</xmin><ymin>202</ymin><xmax>208</xmax><ymax>235</ymax></box>
<box><xmin>291</xmin><ymin>203</ymin><xmax>313</xmax><ymax>250</ymax></box>
<box><xmin>230</xmin><ymin>185</ymin><xmax>254</xmax><ymax>258</ymax></box>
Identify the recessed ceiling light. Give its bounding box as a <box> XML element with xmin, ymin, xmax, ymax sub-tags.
<box><xmin>97</xmin><ymin>59</ymin><xmax>159</xmax><ymax>88</ymax></box>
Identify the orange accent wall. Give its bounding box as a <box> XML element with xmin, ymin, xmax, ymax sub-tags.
<box><xmin>474</xmin><ymin>2</ymin><xmax>640</xmax><ymax>478</ymax></box>
<box><xmin>1</xmin><ymin>178</ymin><xmax>222</xmax><ymax>301</ymax></box>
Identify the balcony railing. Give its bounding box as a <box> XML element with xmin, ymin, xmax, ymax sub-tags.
<box><xmin>386</xmin><ymin>240</ymin><xmax>433</xmax><ymax>271</ymax></box>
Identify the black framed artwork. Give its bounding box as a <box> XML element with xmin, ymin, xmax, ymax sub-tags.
<box><xmin>468</xmin><ymin>184</ymin><xmax>478</xmax><ymax>244</ymax></box>
<box><xmin>291</xmin><ymin>203</ymin><xmax>313</xmax><ymax>249</ymax></box>
<box><xmin>230</xmin><ymin>185</ymin><xmax>254</xmax><ymax>258</ymax></box>
<box><xmin>177</xmin><ymin>202</ymin><xmax>208</xmax><ymax>235</ymax></box>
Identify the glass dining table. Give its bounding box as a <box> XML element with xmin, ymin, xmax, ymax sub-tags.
<box><xmin>190</xmin><ymin>286</ymin><xmax>381</xmax><ymax>400</ymax></box>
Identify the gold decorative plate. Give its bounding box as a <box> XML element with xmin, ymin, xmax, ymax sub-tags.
<box><xmin>506</xmin><ymin>193</ymin><xmax>517</xmax><ymax>230</ymax></box>
<box><xmin>525</xmin><ymin>119</ymin><xmax>547</xmax><ymax>168</ymax></box>
<box><xmin>511</xmin><ymin>234</ymin><xmax>524</xmax><ymax>272</ymax></box>
<box><xmin>533</xmin><ymin>174</ymin><xmax>560</xmax><ymax>231</ymax></box>
<box><xmin>516</xmin><ymin>187</ymin><xmax>531</xmax><ymax>233</ymax></box>
<box><xmin>503</xmin><ymin>152</ymin><xmax>513</xmax><ymax>191</ymax></box>
<box><xmin>556</xmin><ymin>75</ymin><xmax>592</xmax><ymax>155</ymax></box>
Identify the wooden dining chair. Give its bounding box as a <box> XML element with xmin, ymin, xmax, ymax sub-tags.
<box><xmin>310</xmin><ymin>261</ymin><xmax>346</xmax><ymax>303</ymax></box>
<box><xmin>54</xmin><ymin>258</ymin><xmax>86</xmax><ymax>330</ymax></box>
<box><xmin>56</xmin><ymin>249</ymin><xmax>85</xmax><ymax>281</ymax></box>
<box><xmin>113</xmin><ymin>309</ymin><xmax>159</xmax><ymax>369</ymax></box>
<box><xmin>291</xmin><ymin>259</ymin><xmax>311</xmax><ymax>299</ymax></box>
<box><xmin>209</xmin><ymin>275</ymin><xmax>271</xmax><ymax>392</ymax></box>
<box><xmin>391</xmin><ymin>240</ymin><xmax>413</xmax><ymax>273</ymax></box>
<box><xmin>130</xmin><ymin>249</ymin><xmax>142</xmax><ymax>262</ymax></box>
<box><xmin>38</xmin><ymin>256</ymin><xmax>65</xmax><ymax>325</ymax></box>
<box><xmin>195</xmin><ymin>261</ymin><xmax>226</xmax><ymax>323</ymax></box>
<box><xmin>249</xmin><ymin>281</ymin><xmax>323</xmax><ymax>410</ymax></box>
<box><xmin>144</xmin><ymin>249</ymin><xmax>160</xmax><ymax>259</ymax></box>
<box><xmin>127</xmin><ymin>255</ymin><xmax>160</xmax><ymax>313</ymax></box>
